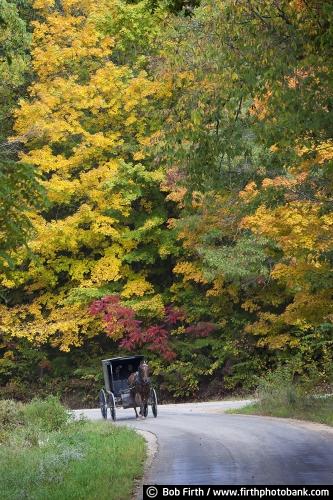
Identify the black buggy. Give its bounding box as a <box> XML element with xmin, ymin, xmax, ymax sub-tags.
<box><xmin>98</xmin><ymin>355</ymin><xmax>158</xmax><ymax>421</ymax></box>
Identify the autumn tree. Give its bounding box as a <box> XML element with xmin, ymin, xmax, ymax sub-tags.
<box><xmin>154</xmin><ymin>0</ymin><xmax>333</xmax><ymax>382</ymax></box>
<box><xmin>0</xmin><ymin>0</ymin><xmax>177</xmax><ymax>352</ymax></box>
<box><xmin>0</xmin><ymin>0</ymin><xmax>44</xmax><ymax>271</ymax></box>
<box><xmin>1</xmin><ymin>0</ymin><xmax>332</xmax><ymax>400</ymax></box>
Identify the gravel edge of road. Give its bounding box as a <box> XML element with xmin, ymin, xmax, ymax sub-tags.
<box><xmin>228</xmin><ymin>412</ymin><xmax>333</xmax><ymax>435</ymax></box>
<box><xmin>133</xmin><ymin>429</ymin><xmax>158</xmax><ymax>500</ymax></box>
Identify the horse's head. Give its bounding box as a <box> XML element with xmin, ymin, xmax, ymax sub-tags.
<box><xmin>138</xmin><ymin>360</ymin><xmax>150</xmax><ymax>384</ymax></box>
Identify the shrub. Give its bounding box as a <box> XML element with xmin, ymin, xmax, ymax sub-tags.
<box><xmin>255</xmin><ymin>365</ymin><xmax>303</xmax><ymax>409</ymax></box>
<box><xmin>0</xmin><ymin>399</ymin><xmax>24</xmax><ymax>431</ymax></box>
<box><xmin>23</xmin><ymin>396</ymin><xmax>72</xmax><ymax>432</ymax></box>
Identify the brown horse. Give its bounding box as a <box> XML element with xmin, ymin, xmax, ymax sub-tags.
<box><xmin>128</xmin><ymin>361</ymin><xmax>150</xmax><ymax>419</ymax></box>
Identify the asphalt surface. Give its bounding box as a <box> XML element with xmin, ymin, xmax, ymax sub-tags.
<box><xmin>77</xmin><ymin>401</ymin><xmax>333</xmax><ymax>487</ymax></box>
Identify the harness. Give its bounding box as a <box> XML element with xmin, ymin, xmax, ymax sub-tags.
<box><xmin>129</xmin><ymin>370</ymin><xmax>150</xmax><ymax>390</ymax></box>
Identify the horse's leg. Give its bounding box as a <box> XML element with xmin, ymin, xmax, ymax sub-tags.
<box><xmin>133</xmin><ymin>393</ymin><xmax>140</xmax><ymax>418</ymax></box>
<box><xmin>130</xmin><ymin>388</ymin><xmax>139</xmax><ymax>419</ymax></box>
<box><xmin>143</xmin><ymin>398</ymin><xmax>148</xmax><ymax>418</ymax></box>
<box><xmin>136</xmin><ymin>393</ymin><xmax>144</xmax><ymax>418</ymax></box>
<box><xmin>142</xmin><ymin>386</ymin><xmax>149</xmax><ymax>418</ymax></box>
<box><xmin>133</xmin><ymin>395</ymin><xmax>139</xmax><ymax>419</ymax></box>
<box><xmin>140</xmin><ymin>397</ymin><xmax>146</xmax><ymax>419</ymax></box>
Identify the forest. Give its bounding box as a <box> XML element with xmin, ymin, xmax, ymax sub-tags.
<box><xmin>0</xmin><ymin>0</ymin><xmax>332</xmax><ymax>406</ymax></box>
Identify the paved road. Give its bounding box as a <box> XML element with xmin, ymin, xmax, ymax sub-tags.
<box><xmin>77</xmin><ymin>401</ymin><xmax>333</xmax><ymax>486</ymax></box>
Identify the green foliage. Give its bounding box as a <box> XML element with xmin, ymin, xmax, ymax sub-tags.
<box><xmin>199</xmin><ymin>234</ymin><xmax>269</xmax><ymax>284</ymax></box>
<box><xmin>97</xmin><ymin>0</ymin><xmax>163</xmax><ymax>65</ymax></box>
<box><xmin>153</xmin><ymin>0</ymin><xmax>333</xmax><ymax>387</ymax></box>
<box><xmin>233</xmin><ymin>366</ymin><xmax>333</xmax><ymax>427</ymax></box>
<box><xmin>0</xmin><ymin>355</ymin><xmax>15</xmax><ymax>378</ymax></box>
<box><xmin>0</xmin><ymin>0</ymin><xmax>44</xmax><ymax>270</ymax></box>
<box><xmin>0</xmin><ymin>161</ymin><xmax>45</xmax><ymax>271</ymax></box>
<box><xmin>0</xmin><ymin>399</ymin><xmax>145</xmax><ymax>500</ymax></box>
<box><xmin>0</xmin><ymin>0</ymin><xmax>31</xmax><ymax>136</ymax></box>
<box><xmin>152</xmin><ymin>358</ymin><xmax>204</xmax><ymax>398</ymax></box>
<box><xmin>23</xmin><ymin>396</ymin><xmax>72</xmax><ymax>432</ymax></box>
<box><xmin>255</xmin><ymin>365</ymin><xmax>301</xmax><ymax>409</ymax></box>
<box><xmin>147</xmin><ymin>0</ymin><xmax>199</xmax><ymax>14</ymax></box>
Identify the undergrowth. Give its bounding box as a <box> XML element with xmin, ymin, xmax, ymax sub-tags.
<box><xmin>0</xmin><ymin>397</ymin><xmax>145</xmax><ymax>500</ymax></box>
<box><xmin>229</xmin><ymin>366</ymin><xmax>333</xmax><ymax>427</ymax></box>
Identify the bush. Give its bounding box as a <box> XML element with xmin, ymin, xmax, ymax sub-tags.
<box><xmin>0</xmin><ymin>399</ymin><xmax>24</xmax><ymax>431</ymax></box>
<box><xmin>255</xmin><ymin>365</ymin><xmax>303</xmax><ymax>410</ymax></box>
<box><xmin>233</xmin><ymin>366</ymin><xmax>333</xmax><ymax>427</ymax></box>
<box><xmin>23</xmin><ymin>396</ymin><xmax>72</xmax><ymax>432</ymax></box>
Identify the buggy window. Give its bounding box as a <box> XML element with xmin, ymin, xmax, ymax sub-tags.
<box><xmin>107</xmin><ymin>363</ymin><xmax>112</xmax><ymax>382</ymax></box>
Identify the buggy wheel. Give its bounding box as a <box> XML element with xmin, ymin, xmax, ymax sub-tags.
<box><xmin>151</xmin><ymin>388</ymin><xmax>158</xmax><ymax>418</ymax></box>
<box><xmin>99</xmin><ymin>389</ymin><xmax>107</xmax><ymax>420</ymax></box>
<box><xmin>108</xmin><ymin>392</ymin><xmax>116</xmax><ymax>421</ymax></box>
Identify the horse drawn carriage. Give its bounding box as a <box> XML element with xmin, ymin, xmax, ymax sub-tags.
<box><xmin>98</xmin><ymin>355</ymin><xmax>158</xmax><ymax>421</ymax></box>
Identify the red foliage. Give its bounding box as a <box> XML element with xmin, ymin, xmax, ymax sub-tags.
<box><xmin>89</xmin><ymin>296</ymin><xmax>179</xmax><ymax>360</ymax></box>
<box><xmin>164</xmin><ymin>305</ymin><xmax>186</xmax><ymax>325</ymax></box>
<box><xmin>89</xmin><ymin>295</ymin><xmax>142</xmax><ymax>338</ymax></box>
<box><xmin>144</xmin><ymin>324</ymin><xmax>176</xmax><ymax>361</ymax></box>
<box><xmin>185</xmin><ymin>322</ymin><xmax>217</xmax><ymax>337</ymax></box>
<box><xmin>89</xmin><ymin>296</ymin><xmax>215</xmax><ymax>361</ymax></box>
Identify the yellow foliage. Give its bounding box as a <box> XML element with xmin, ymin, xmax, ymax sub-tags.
<box><xmin>315</xmin><ymin>141</ymin><xmax>333</xmax><ymax>164</ymax></box>
<box><xmin>131</xmin><ymin>294</ymin><xmax>165</xmax><ymax>318</ymax></box>
<box><xmin>241</xmin><ymin>192</ymin><xmax>333</xmax><ymax>348</ymax></box>
<box><xmin>206</xmin><ymin>276</ymin><xmax>224</xmax><ymax>297</ymax></box>
<box><xmin>242</xmin><ymin>202</ymin><xmax>333</xmax><ymax>257</ymax></box>
<box><xmin>133</xmin><ymin>150</ymin><xmax>146</xmax><ymax>161</ymax></box>
<box><xmin>3</xmin><ymin>351</ymin><xmax>14</xmax><ymax>360</ymax></box>
<box><xmin>282</xmin><ymin>291</ymin><xmax>333</xmax><ymax>328</ymax></box>
<box><xmin>239</xmin><ymin>181</ymin><xmax>258</xmax><ymax>202</ymax></box>
<box><xmin>166</xmin><ymin>187</ymin><xmax>187</xmax><ymax>206</ymax></box>
<box><xmin>33</xmin><ymin>0</ymin><xmax>54</xmax><ymax>9</ymax></box>
<box><xmin>121</xmin><ymin>277</ymin><xmax>154</xmax><ymax>298</ymax></box>
<box><xmin>249</xmin><ymin>90</ymin><xmax>272</xmax><ymax>120</ymax></box>
<box><xmin>1</xmin><ymin>0</ymin><xmax>168</xmax><ymax>350</ymax></box>
<box><xmin>0</xmin><ymin>293</ymin><xmax>98</xmax><ymax>352</ymax></box>
<box><xmin>173</xmin><ymin>261</ymin><xmax>208</xmax><ymax>284</ymax></box>
<box><xmin>241</xmin><ymin>300</ymin><xmax>260</xmax><ymax>313</ymax></box>
<box><xmin>91</xmin><ymin>253</ymin><xmax>122</xmax><ymax>285</ymax></box>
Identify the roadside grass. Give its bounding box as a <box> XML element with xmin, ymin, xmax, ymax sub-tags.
<box><xmin>229</xmin><ymin>397</ymin><xmax>333</xmax><ymax>426</ymax></box>
<box><xmin>227</xmin><ymin>366</ymin><xmax>333</xmax><ymax>427</ymax></box>
<box><xmin>0</xmin><ymin>397</ymin><xmax>145</xmax><ymax>500</ymax></box>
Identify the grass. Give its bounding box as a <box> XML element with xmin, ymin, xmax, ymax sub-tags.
<box><xmin>227</xmin><ymin>366</ymin><xmax>333</xmax><ymax>427</ymax></box>
<box><xmin>0</xmin><ymin>397</ymin><xmax>145</xmax><ymax>500</ymax></box>
<box><xmin>230</xmin><ymin>396</ymin><xmax>333</xmax><ymax>426</ymax></box>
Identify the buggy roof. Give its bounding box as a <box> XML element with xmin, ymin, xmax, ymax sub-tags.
<box><xmin>102</xmin><ymin>355</ymin><xmax>144</xmax><ymax>366</ymax></box>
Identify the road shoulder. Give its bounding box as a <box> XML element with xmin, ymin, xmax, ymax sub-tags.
<box><xmin>227</xmin><ymin>412</ymin><xmax>333</xmax><ymax>436</ymax></box>
<box><xmin>133</xmin><ymin>429</ymin><xmax>158</xmax><ymax>500</ymax></box>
